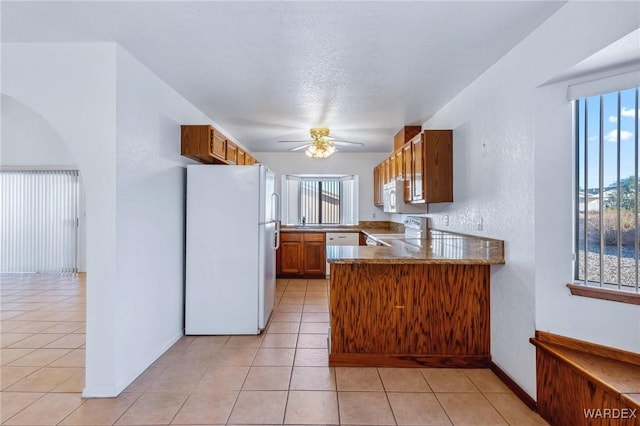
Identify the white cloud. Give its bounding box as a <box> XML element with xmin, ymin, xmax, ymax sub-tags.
<box><xmin>608</xmin><ymin>115</ymin><xmax>618</xmax><ymax>123</ymax></box>
<box><xmin>621</xmin><ymin>107</ymin><xmax>637</xmax><ymax>118</ymax></box>
<box><xmin>604</xmin><ymin>129</ymin><xmax>633</xmax><ymax>142</ymax></box>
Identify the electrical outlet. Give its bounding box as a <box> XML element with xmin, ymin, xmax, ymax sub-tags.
<box><xmin>444</xmin><ymin>215</ymin><xmax>449</xmax><ymax>226</ymax></box>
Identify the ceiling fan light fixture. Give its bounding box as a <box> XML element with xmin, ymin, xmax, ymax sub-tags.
<box><xmin>304</xmin><ymin>128</ymin><xmax>336</xmax><ymax>158</ymax></box>
<box><xmin>305</xmin><ymin>139</ymin><xmax>335</xmax><ymax>159</ymax></box>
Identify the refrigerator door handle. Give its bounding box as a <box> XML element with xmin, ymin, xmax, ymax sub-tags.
<box><xmin>274</xmin><ymin>221</ymin><xmax>281</xmax><ymax>250</ymax></box>
<box><xmin>272</xmin><ymin>192</ymin><xmax>281</xmax><ymax>221</ymax></box>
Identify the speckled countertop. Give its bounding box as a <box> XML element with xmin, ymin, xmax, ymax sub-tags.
<box><xmin>280</xmin><ymin>226</ymin><xmax>361</xmax><ymax>233</ymax></box>
<box><xmin>329</xmin><ymin>229</ymin><xmax>505</xmax><ymax>265</ymax></box>
<box><xmin>279</xmin><ymin>224</ymin><xmax>504</xmax><ymax>265</ymax></box>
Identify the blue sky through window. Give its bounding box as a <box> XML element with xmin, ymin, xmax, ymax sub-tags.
<box><xmin>577</xmin><ymin>88</ymin><xmax>639</xmax><ymax>191</ymax></box>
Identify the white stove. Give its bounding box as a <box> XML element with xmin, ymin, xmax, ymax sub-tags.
<box><xmin>403</xmin><ymin>216</ymin><xmax>429</xmax><ymax>239</ymax></box>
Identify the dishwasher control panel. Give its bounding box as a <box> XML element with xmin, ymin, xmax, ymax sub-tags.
<box><xmin>326</xmin><ymin>232</ymin><xmax>360</xmax><ymax>245</ymax></box>
<box><xmin>326</xmin><ymin>232</ymin><xmax>360</xmax><ymax>277</ymax></box>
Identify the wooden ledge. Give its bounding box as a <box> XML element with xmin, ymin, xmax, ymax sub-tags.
<box><xmin>534</xmin><ymin>331</ymin><xmax>640</xmax><ymax>366</ymax></box>
<box><xmin>567</xmin><ymin>283</ymin><xmax>640</xmax><ymax>305</ymax></box>
<box><xmin>531</xmin><ymin>332</ymin><xmax>640</xmax><ymax>410</ymax></box>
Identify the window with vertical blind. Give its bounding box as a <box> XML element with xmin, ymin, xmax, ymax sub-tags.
<box><xmin>1</xmin><ymin>170</ymin><xmax>79</xmax><ymax>273</ymax></box>
<box><xmin>282</xmin><ymin>174</ymin><xmax>358</xmax><ymax>226</ymax></box>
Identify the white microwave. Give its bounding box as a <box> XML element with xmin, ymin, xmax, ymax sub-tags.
<box><xmin>382</xmin><ymin>180</ymin><xmax>426</xmax><ymax>214</ymax></box>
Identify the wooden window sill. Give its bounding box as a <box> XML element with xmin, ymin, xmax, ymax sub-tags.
<box><xmin>567</xmin><ymin>283</ymin><xmax>640</xmax><ymax>305</ymax></box>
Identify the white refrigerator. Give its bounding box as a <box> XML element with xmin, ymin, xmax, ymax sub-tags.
<box><xmin>185</xmin><ymin>164</ymin><xmax>279</xmax><ymax>335</ymax></box>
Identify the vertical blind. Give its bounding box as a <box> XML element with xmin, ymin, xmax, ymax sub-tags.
<box><xmin>299</xmin><ymin>180</ymin><xmax>341</xmax><ymax>224</ymax></box>
<box><xmin>1</xmin><ymin>170</ymin><xmax>79</xmax><ymax>273</ymax></box>
<box><xmin>282</xmin><ymin>174</ymin><xmax>358</xmax><ymax>226</ymax></box>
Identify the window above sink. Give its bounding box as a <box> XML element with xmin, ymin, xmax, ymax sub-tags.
<box><xmin>281</xmin><ymin>174</ymin><xmax>359</xmax><ymax>226</ymax></box>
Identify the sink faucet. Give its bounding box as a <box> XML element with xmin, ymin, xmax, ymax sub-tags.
<box><xmin>301</xmin><ymin>216</ymin><xmax>306</xmax><ymax>226</ymax></box>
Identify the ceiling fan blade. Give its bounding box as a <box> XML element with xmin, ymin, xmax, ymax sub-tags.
<box><xmin>332</xmin><ymin>140</ymin><xmax>365</xmax><ymax>147</ymax></box>
<box><xmin>289</xmin><ymin>145</ymin><xmax>309</xmax><ymax>152</ymax></box>
<box><xmin>279</xmin><ymin>139</ymin><xmax>311</xmax><ymax>143</ymax></box>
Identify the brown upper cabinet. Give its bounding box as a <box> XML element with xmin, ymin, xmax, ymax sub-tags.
<box><xmin>394</xmin><ymin>148</ymin><xmax>404</xmax><ymax>181</ymax></box>
<box><xmin>394</xmin><ymin>126</ymin><xmax>422</xmax><ymax>151</ymax></box>
<box><xmin>414</xmin><ymin>130</ymin><xmax>453</xmax><ymax>203</ymax></box>
<box><xmin>181</xmin><ymin>124</ymin><xmax>257</xmax><ymax>166</ymax></box>
<box><xmin>411</xmin><ymin>133</ymin><xmax>424</xmax><ymax>202</ymax></box>
<box><xmin>181</xmin><ymin>125</ymin><xmax>218</xmax><ymax>164</ymax></box>
<box><xmin>383</xmin><ymin>158</ymin><xmax>391</xmax><ymax>185</ymax></box>
<box><xmin>402</xmin><ymin>143</ymin><xmax>413</xmax><ymax>202</ymax></box>
<box><xmin>373</xmin><ymin>164</ymin><xmax>383</xmax><ymax>206</ymax></box>
<box><xmin>211</xmin><ymin>129</ymin><xmax>227</xmax><ymax>161</ymax></box>
<box><xmin>374</xmin><ymin>128</ymin><xmax>453</xmax><ymax>206</ymax></box>
<box><xmin>225</xmin><ymin>140</ymin><xmax>238</xmax><ymax>165</ymax></box>
<box><xmin>389</xmin><ymin>152</ymin><xmax>397</xmax><ymax>182</ymax></box>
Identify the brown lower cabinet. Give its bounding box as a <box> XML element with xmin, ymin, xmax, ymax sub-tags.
<box><xmin>276</xmin><ymin>232</ymin><xmax>326</xmax><ymax>277</ymax></box>
<box><xmin>329</xmin><ymin>262</ymin><xmax>490</xmax><ymax>367</ymax></box>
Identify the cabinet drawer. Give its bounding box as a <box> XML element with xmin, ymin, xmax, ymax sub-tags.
<box><xmin>281</xmin><ymin>233</ymin><xmax>303</xmax><ymax>242</ymax></box>
<box><xmin>303</xmin><ymin>233</ymin><xmax>325</xmax><ymax>242</ymax></box>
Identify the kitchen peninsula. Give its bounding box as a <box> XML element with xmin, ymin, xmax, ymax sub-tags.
<box><xmin>327</xmin><ymin>229</ymin><xmax>505</xmax><ymax>368</ymax></box>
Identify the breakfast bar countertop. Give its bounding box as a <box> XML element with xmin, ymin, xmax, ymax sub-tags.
<box><xmin>328</xmin><ymin>229</ymin><xmax>505</xmax><ymax>265</ymax></box>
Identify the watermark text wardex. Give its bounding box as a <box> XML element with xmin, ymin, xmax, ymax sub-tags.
<box><xmin>583</xmin><ymin>408</ymin><xmax>637</xmax><ymax>419</ymax></box>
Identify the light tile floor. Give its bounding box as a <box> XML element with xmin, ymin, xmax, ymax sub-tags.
<box><xmin>1</xmin><ymin>274</ymin><xmax>549</xmax><ymax>425</ymax></box>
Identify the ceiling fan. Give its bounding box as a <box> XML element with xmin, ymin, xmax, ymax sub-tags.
<box><xmin>278</xmin><ymin>128</ymin><xmax>364</xmax><ymax>158</ymax></box>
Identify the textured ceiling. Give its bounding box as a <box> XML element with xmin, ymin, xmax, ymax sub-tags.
<box><xmin>2</xmin><ymin>1</ymin><xmax>566</xmax><ymax>152</ymax></box>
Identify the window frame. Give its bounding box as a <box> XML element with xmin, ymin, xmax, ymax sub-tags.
<box><xmin>281</xmin><ymin>174</ymin><xmax>358</xmax><ymax>226</ymax></box>
<box><xmin>570</xmin><ymin>86</ymin><xmax>640</xmax><ymax>305</ymax></box>
<box><xmin>297</xmin><ymin>179</ymin><xmax>342</xmax><ymax>225</ymax></box>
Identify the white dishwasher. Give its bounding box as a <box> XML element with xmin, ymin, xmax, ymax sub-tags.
<box><xmin>326</xmin><ymin>232</ymin><xmax>360</xmax><ymax>276</ymax></box>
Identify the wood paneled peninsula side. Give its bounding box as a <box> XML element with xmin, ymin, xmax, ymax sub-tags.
<box><xmin>327</xmin><ymin>229</ymin><xmax>505</xmax><ymax>368</ymax></box>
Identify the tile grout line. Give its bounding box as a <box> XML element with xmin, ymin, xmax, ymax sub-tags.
<box><xmin>1</xmin><ymin>390</ymin><xmax>49</xmax><ymax>424</ymax></box>
<box><xmin>377</xmin><ymin>367</ymin><xmax>399</xmax><ymax>426</ymax></box>
<box><xmin>282</xmin><ymin>278</ymin><xmax>305</xmax><ymax>425</ymax></box>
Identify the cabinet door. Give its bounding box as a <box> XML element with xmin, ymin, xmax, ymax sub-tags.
<box><xmin>389</xmin><ymin>153</ymin><xmax>396</xmax><ymax>181</ymax></box>
<box><xmin>303</xmin><ymin>233</ymin><xmax>326</xmax><ymax>276</ymax></box>
<box><xmin>279</xmin><ymin>233</ymin><xmax>303</xmax><ymax>275</ymax></box>
<box><xmin>383</xmin><ymin>158</ymin><xmax>391</xmax><ymax>184</ymax></box>
<box><xmin>211</xmin><ymin>130</ymin><xmax>226</xmax><ymax>160</ymax></box>
<box><xmin>330</xmin><ymin>264</ymin><xmax>399</xmax><ymax>353</ymax></box>
<box><xmin>373</xmin><ymin>165</ymin><xmax>383</xmax><ymax>206</ymax></box>
<box><xmin>395</xmin><ymin>148</ymin><xmax>404</xmax><ymax>181</ymax></box>
<box><xmin>237</xmin><ymin>149</ymin><xmax>246</xmax><ymax>165</ymax></box>
<box><xmin>402</xmin><ymin>143</ymin><xmax>413</xmax><ymax>202</ymax></box>
<box><xmin>423</xmin><ymin>130</ymin><xmax>453</xmax><ymax>203</ymax></box>
<box><xmin>226</xmin><ymin>141</ymin><xmax>238</xmax><ymax>165</ymax></box>
<box><xmin>411</xmin><ymin>135</ymin><xmax>424</xmax><ymax>202</ymax></box>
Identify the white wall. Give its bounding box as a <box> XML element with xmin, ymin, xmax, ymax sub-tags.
<box><xmin>2</xmin><ymin>42</ymin><xmax>119</xmax><ymax>396</ymax></box>
<box><xmin>111</xmin><ymin>46</ymin><xmax>214</xmax><ymax>394</ymax></box>
<box><xmin>1</xmin><ymin>43</ymin><xmax>225</xmax><ymax>396</ymax></box>
<box><xmin>253</xmin><ymin>152</ymin><xmax>391</xmax><ymax>223</ymax></box>
<box><xmin>1</xmin><ymin>95</ymin><xmax>76</xmax><ymax>165</ymax></box>
<box><xmin>419</xmin><ymin>2</ymin><xmax>640</xmax><ymax>398</ymax></box>
<box><xmin>535</xmin><ymin>74</ymin><xmax>640</xmax><ymax>353</ymax></box>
